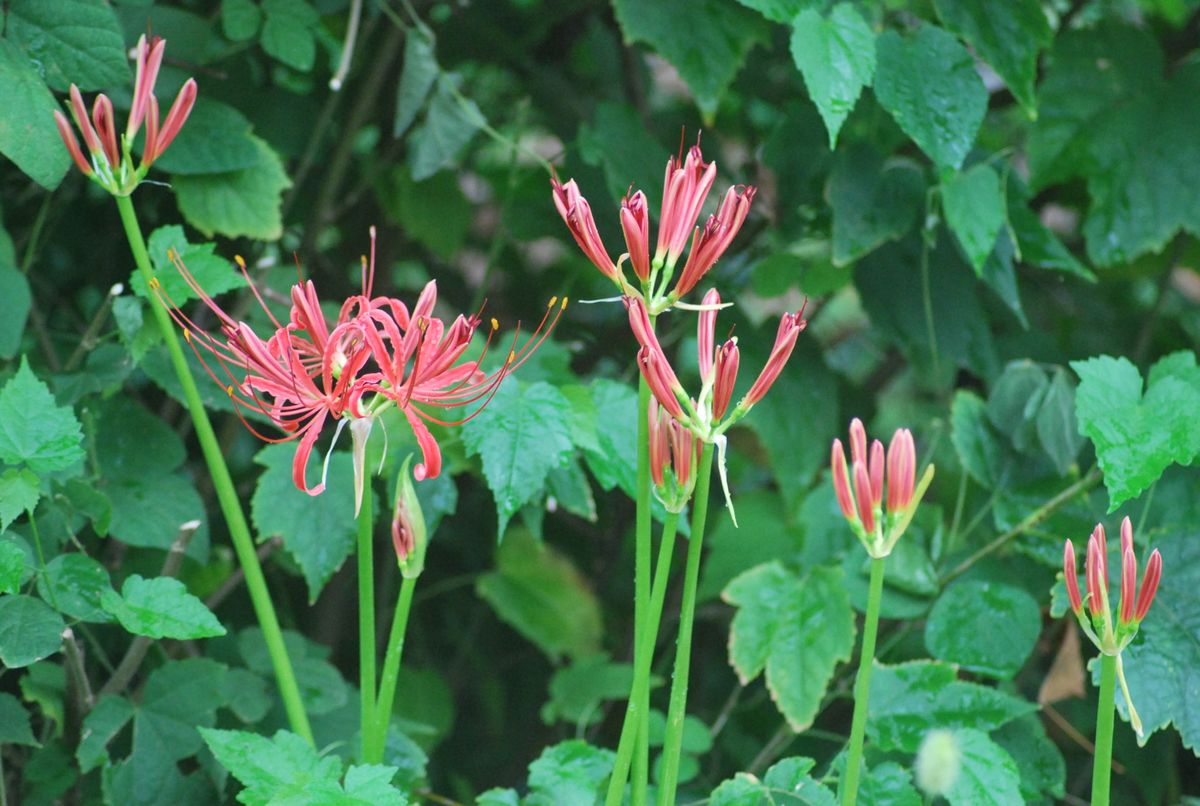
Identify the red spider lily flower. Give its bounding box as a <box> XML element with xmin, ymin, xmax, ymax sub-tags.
<box><xmin>831</xmin><ymin>420</ymin><xmax>933</xmax><ymax>558</ymax></box>
<box><xmin>647</xmin><ymin>400</ymin><xmax>702</xmax><ymax>513</ymax></box>
<box><xmin>54</xmin><ymin>34</ymin><xmax>197</xmax><ymax>195</ymax></box>
<box><xmin>551</xmin><ymin>139</ymin><xmax>754</xmax><ymax>313</ymax></box>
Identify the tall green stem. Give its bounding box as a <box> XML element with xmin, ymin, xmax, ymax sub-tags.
<box><xmin>656</xmin><ymin>444</ymin><xmax>715</xmax><ymax>806</ymax></box>
<box><xmin>1092</xmin><ymin>653</ymin><xmax>1117</xmax><ymax>806</ymax></box>
<box><xmin>357</xmin><ymin>484</ymin><xmax>377</xmax><ymax>760</ymax></box>
<box><xmin>367</xmin><ymin>574</ymin><xmax>418</xmax><ymax>763</ymax></box>
<box><xmin>605</xmin><ymin>511</ymin><xmax>680</xmax><ymax>806</ymax></box>
<box><xmin>842</xmin><ymin>555</ymin><xmax>886</xmax><ymax>806</ymax></box>
<box><xmin>632</xmin><ymin>375</ymin><xmax>653</xmax><ymax>804</ymax></box>
<box><xmin>114</xmin><ymin>194</ymin><xmax>313</xmax><ymax>744</ymax></box>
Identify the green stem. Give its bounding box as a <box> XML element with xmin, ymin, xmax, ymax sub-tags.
<box><xmin>605</xmin><ymin>511</ymin><xmax>680</xmax><ymax>806</ymax></box>
<box><xmin>113</xmin><ymin>195</ymin><xmax>314</xmax><ymax>744</ymax></box>
<box><xmin>367</xmin><ymin>574</ymin><xmax>418</xmax><ymax>763</ymax></box>
<box><xmin>841</xmin><ymin>556</ymin><xmax>886</xmax><ymax>806</ymax></box>
<box><xmin>632</xmin><ymin>375</ymin><xmax>653</xmax><ymax>804</ymax></box>
<box><xmin>1092</xmin><ymin>653</ymin><xmax>1117</xmax><ymax>806</ymax></box>
<box><xmin>357</xmin><ymin>484</ymin><xmax>377</xmax><ymax>760</ymax></box>
<box><xmin>656</xmin><ymin>444</ymin><xmax>715</xmax><ymax>806</ymax></box>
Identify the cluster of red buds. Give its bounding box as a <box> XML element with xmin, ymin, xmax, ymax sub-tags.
<box><xmin>647</xmin><ymin>400</ymin><xmax>702</xmax><ymax>513</ymax></box>
<box><xmin>153</xmin><ymin>228</ymin><xmax>563</xmax><ymax>518</ymax></box>
<box><xmin>1062</xmin><ymin>517</ymin><xmax>1162</xmax><ymax>735</ymax></box>
<box><xmin>55</xmin><ymin>35</ymin><xmax>197</xmax><ymax>196</ymax></box>
<box><xmin>552</xmin><ymin>141</ymin><xmax>754</xmax><ymax>313</ymax></box>
<box><xmin>831</xmin><ymin>419</ymin><xmax>934</xmax><ymax>558</ymax></box>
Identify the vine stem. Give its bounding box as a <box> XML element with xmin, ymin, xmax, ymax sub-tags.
<box><xmin>841</xmin><ymin>555</ymin><xmax>886</xmax><ymax>806</ymax></box>
<box><xmin>113</xmin><ymin>194</ymin><xmax>314</xmax><ymax>745</ymax></box>
<box><xmin>367</xmin><ymin>573</ymin><xmax>418</xmax><ymax>762</ymax></box>
<box><xmin>631</xmin><ymin>374</ymin><xmax>653</xmax><ymax>805</ymax></box>
<box><xmin>357</xmin><ymin>481</ymin><xmax>377</xmax><ymax>760</ymax></box>
<box><xmin>604</xmin><ymin>510</ymin><xmax>680</xmax><ymax>806</ymax></box>
<box><xmin>656</xmin><ymin>443</ymin><xmax>715</xmax><ymax>806</ymax></box>
<box><xmin>1092</xmin><ymin>653</ymin><xmax>1117</xmax><ymax>806</ymax></box>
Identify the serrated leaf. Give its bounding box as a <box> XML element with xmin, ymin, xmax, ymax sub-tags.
<box><xmin>394</xmin><ymin>30</ymin><xmax>439</xmax><ymax>138</ymax></box>
<box><xmin>933</xmin><ymin>0</ymin><xmax>1052</xmax><ymax>117</ymax></box>
<box><xmin>1072</xmin><ymin>352</ymin><xmax>1200</xmax><ymax>509</ymax></box>
<box><xmin>723</xmin><ymin>563</ymin><xmax>855</xmax><ymax>731</ymax></box>
<box><xmin>524</xmin><ymin>740</ymin><xmax>614</xmax><ymax>806</ymax></box>
<box><xmin>101</xmin><ymin>575</ymin><xmax>225</xmax><ymax>640</ymax></box>
<box><xmin>0</xmin><ymin>540</ymin><xmax>26</xmax><ymax>595</ymax></box>
<box><xmin>342</xmin><ymin>764</ymin><xmax>407</xmax><ymax>804</ymax></box>
<box><xmin>150</xmin><ymin>99</ymin><xmax>263</xmax><ymax>175</ymax></box>
<box><xmin>0</xmin><ymin>691</ymin><xmax>38</xmax><ymax>746</ymax></box>
<box><xmin>462</xmin><ymin>381</ymin><xmax>573</xmax><ymax>539</ymax></box>
<box><xmin>0</xmin><ymin>594</ymin><xmax>64</xmax><ymax>667</ymax></box>
<box><xmin>942</xmin><ymin>164</ymin><xmax>1005</xmax><ymax>274</ymax></box>
<box><xmin>37</xmin><ymin>553</ymin><xmax>116</xmax><ymax>623</ymax></box>
<box><xmin>945</xmin><ymin>729</ymin><xmax>1023</xmax><ymax>806</ymax></box>
<box><xmin>709</xmin><ymin>757</ymin><xmax>837</xmax><ymax>805</ymax></box>
<box><xmin>0</xmin><ymin>40</ymin><xmax>70</xmax><ymax>189</ymax></box>
<box><xmin>251</xmin><ymin>444</ymin><xmax>357</xmax><ymax>602</ymax></box>
<box><xmin>827</xmin><ymin>146</ymin><xmax>925</xmax><ymax>266</ymax></box>
<box><xmin>475</xmin><ymin>529</ymin><xmax>602</xmax><ymax>661</ymax></box>
<box><xmin>130</xmin><ymin>224</ymin><xmax>248</xmax><ymax>304</ymax></box>
<box><xmin>874</xmin><ymin>25</ymin><xmax>988</xmax><ymax>171</ymax></box>
<box><xmin>0</xmin><ymin>468</ymin><xmax>40</xmax><ymax>531</ymax></box>
<box><xmin>611</xmin><ymin>0</ymin><xmax>767</xmax><ymax>119</ymax></box>
<box><xmin>924</xmin><ymin>581</ymin><xmax>1040</xmax><ymax>678</ymax></box>
<box><xmin>260</xmin><ymin>0</ymin><xmax>319</xmax><ymax>71</ymax></box>
<box><xmin>0</xmin><ymin>356</ymin><xmax>84</xmax><ymax>474</ymax></box>
<box><xmin>0</xmin><ymin>263</ymin><xmax>32</xmax><ymax>360</ymax></box>
<box><xmin>407</xmin><ymin>76</ymin><xmax>484</xmax><ymax>181</ymax></box>
<box><xmin>950</xmin><ymin>391</ymin><xmax>1007</xmax><ymax>487</ymax></box>
<box><xmin>200</xmin><ymin>727</ymin><xmax>343</xmax><ymax>803</ymax></box>
<box><xmin>579</xmin><ymin>378</ymin><xmax>637</xmax><ymax>494</ymax></box>
<box><xmin>174</xmin><ymin>136</ymin><xmax>291</xmax><ymax>240</ymax></box>
<box><xmin>541</xmin><ymin>654</ymin><xmax>639</xmax><ymax>727</ymax></box>
<box><xmin>866</xmin><ymin>661</ymin><xmax>1037</xmax><ymax>752</ymax></box>
<box><xmin>790</xmin><ymin>5</ymin><xmax>876</xmax><ymax>148</ymax></box>
<box><xmin>6</xmin><ymin>0</ymin><xmax>129</xmax><ymax>91</ymax></box>
<box><xmin>78</xmin><ymin>695</ymin><xmax>134</xmax><ymax>772</ymax></box>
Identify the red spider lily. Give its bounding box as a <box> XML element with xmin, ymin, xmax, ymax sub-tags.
<box><xmin>1064</xmin><ymin>516</ymin><xmax>1162</xmax><ymax>630</ymax></box>
<box><xmin>831</xmin><ymin>419</ymin><xmax>932</xmax><ymax>558</ymax></box>
<box><xmin>647</xmin><ymin>400</ymin><xmax>702</xmax><ymax>512</ymax></box>
<box><xmin>54</xmin><ymin>34</ymin><xmax>197</xmax><ymax>195</ymax></box>
<box><xmin>551</xmin><ymin>139</ymin><xmax>754</xmax><ymax>313</ymax></box>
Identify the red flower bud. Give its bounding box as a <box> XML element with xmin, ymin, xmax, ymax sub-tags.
<box><xmin>1064</xmin><ymin>540</ymin><xmax>1083</xmax><ymax>614</ymax></box>
<box><xmin>868</xmin><ymin>439</ymin><xmax>884</xmax><ymax>508</ymax></box>
<box><xmin>1134</xmin><ymin>549</ymin><xmax>1162</xmax><ymax>621</ymax></box>
<box><xmin>853</xmin><ymin>460</ymin><xmax>876</xmax><ymax>533</ymax></box>
<box><xmin>620</xmin><ymin>190</ymin><xmax>651</xmax><ymax>282</ymax></box>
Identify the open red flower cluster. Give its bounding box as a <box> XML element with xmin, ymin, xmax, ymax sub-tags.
<box><xmin>155</xmin><ymin>228</ymin><xmax>563</xmax><ymax>497</ymax></box>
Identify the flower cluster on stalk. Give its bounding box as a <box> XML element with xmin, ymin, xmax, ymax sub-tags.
<box><xmin>55</xmin><ymin>34</ymin><xmax>197</xmax><ymax>196</ymax></box>
<box><xmin>831</xmin><ymin>418</ymin><xmax>935</xmax><ymax>558</ymax></box>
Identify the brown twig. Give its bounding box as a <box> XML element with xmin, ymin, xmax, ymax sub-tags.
<box><xmin>204</xmin><ymin>537</ymin><xmax>281</xmax><ymax>612</ymax></box>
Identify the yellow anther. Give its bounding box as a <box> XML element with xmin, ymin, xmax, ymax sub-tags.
<box><xmin>491</xmin><ymin>318</ymin><xmax>500</xmax><ymax>331</ymax></box>
<box><xmin>148</xmin><ymin>277</ymin><xmax>160</xmax><ymax>290</ymax></box>
<box><xmin>548</xmin><ymin>296</ymin><xmax>558</xmax><ymax>308</ymax></box>
<box><xmin>508</xmin><ymin>351</ymin><xmax>516</xmax><ymax>364</ymax></box>
<box><xmin>183</xmin><ymin>330</ymin><xmax>191</xmax><ymax>343</ymax></box>
<box><xmin>166</xmin><ymin>247</ymin><xmax>177</xmax><ymax>260</ymax></box>
<box><xmin>234</xmin><ymin>255</ymin><xmax>247</xmax><ymax>269</ymax></box>
<box><xmin>560</xmin><ymin>297</ymin><xmax>569</xmax><ymax>310</ymax></box>
<box><xmin>225</xmin><ymin>385</ymin><xmax>235</xmax><ymax>397</ymax></box>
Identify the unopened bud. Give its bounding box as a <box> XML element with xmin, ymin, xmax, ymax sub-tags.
<box><xmin>392</xmin><ymin>455</ymin><xmax>428</xmax><ymax>579</ymax></box>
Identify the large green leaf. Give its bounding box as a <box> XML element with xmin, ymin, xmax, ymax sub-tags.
<box><xmin>407</xmin><ymin>76</ymin><xmax>484</xmax><ymax>181</ymax></box>
<box><xmin>0</xmin><ymin>40</ymin><xmax>70</xmax><ymax>189</ymax></box>
<box><xmin>475</xmin><ymin>529</ymin><xmax>602</xmax><ymax>661</ymax></box>
<box><xmin>0</xmin><ymin>468</ymin><xmax>39</xmax><ymax>531</ymax></box>
<box><xmin>933</xmin><ymin>0</ymin><xmax>1052</xmax><ymax>117</ymax></box>
<box><xmin>945</xmin><ymin>729</ymin><xmax>1023</xmax><ymax>805</ymax></box>
<box><xmin>541</xmin><ymin>653</ymin><xmax>638</xmax><ymax>727</ymax></box>
<box><xmin>77</xmin><ymin>695</ymin><xmax>134</xmax><ymax>772</ymax></box>
<box><xmin>734</xmin><ymin>0</ymin><xmax>818</xmax><ymax>22</ymax></box>
<box><xmin>37</xmin><ymin>553</ymin><xmax>116</xmax><ymax>623</ymax></box>
<box><xmin>924</xmin><ymin>580</ymin><xmax>1040</xmax><ymax>679</ymax></box>
<box><xmin>577</xmin><ymin>101</ymin><xmax>668</xmax><ymax>209</ymax></box>
<box><xmin>0</xmin><ymin>356</ymin><xmax>84</xmax><ymax>475</ymax></box>
<box><xmin>200</xmin><ymin>728</ymin><xmax>344</xmax><ymax>803</ymax></box>
<box><xmin>101</xmin><ymin>575</ymin><xmax>225</xmax><ymax>640</ymax></box>
<box><xmin>992</xmin><ymin>715</ymin><xmax>1066</xmax><ymax>803</ymax></box>
<box><xmin>873</xmin><ymin>25</ymin><xmax>988</xmax><ymax>171</ymax></box>
<box><xmin>462</xmin><ymin>380</ymin><xmax>573</xmax><ymax>539</ymax></box>
<box><xmin>789</xmin><ymin>5</ymin><xmax>876</xmax><ymax>148</ymax></box>
<box><xmin>611</xmin><ymin>0</ymin><xmax>767</xmax><ymax>119</ymax></box>
<box><xmin>0</xmin><ymin>691</ymin><xmax>37</xmax><ymax>746</ymax></box>
<box><xmin>6</xmin><ymin>0</ymin><xmax>129</xmax><ymax>91</ymax></box>
<box><xmin>130</xmin><ymin>224</ymin><xmax>248</xmax><ymax>304</ymax></box>
<box><xmin>699</xmin><ymin>490</ymin><xmax>802</xmax><ymax>601</ymax></box>
<box><xmin>866</xmin><ymin>661</ymin><xmax>1037</xmax><ymax>752</ymax></box>
<box><xmin>941</xmin><ymin>164</ymin><xmax>1005</xmax><ymax>274</ymax></box>
<box><xmin>0</xmin><ymin>594</ymin><xmax>64</xmax><ymax>667</ymax></box>
<box><xmin>709</xmin><ymin>756</ymin><xmax>836</xmax><ymax>805</ymax></box>
<box><xmin>174</xmin><ymin>136</ymin><xmax>291</xmax><ymax>240</ymax></box>
<box><xmin>1072</xmin><ymin>352</ymin><xmax>1200</xmax><ymax>510</ymax></box>
<box><xmin>523</xmin><ymin>740</ymin><xmax>614</xmax><ymax>806</ymax></box>
<box><xmin>827</xmin><ymin>146</ymin><xmax>925</xmax><ymax>266</ymax></box>
<box><xmin>150</xmin><ymin>99</ymin><xmax>263</xmax><ymax>175</ymax></box>
<box><xmin>723</xmin><ymin>563</ymin><xmax>855</xmax><ymax>731</ymax></box>
<box><xmin>394</xmin><ymin>29</ymin><xmax>439</xmax><ymax>138</ymax></box>
<box><xmin>0</xmin><ymin>263</ymin><xmax>32</xmax><ymax>360</ymax></box>
<box><xmin>950</xmin><ymin>390</ymin><xmax>1008</xmax><ymax>487</ymax></box>
<box><xmin>259</xmin><ymin>0</ymin><xmax>319</xmax><ymax>71</ymax></box>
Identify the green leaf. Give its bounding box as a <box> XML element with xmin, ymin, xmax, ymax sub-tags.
<box><xmin>259</xmin><ymin>0</ymin><xmax>319</xmax><ymax>71</ymax></box>
<box><xmin>0</xmin><ymin>594</ymin><xmax>64</xmax><ymax>667</ymax></box>
<box><xmin>942</xmin><ymin>164</ymin><xmax>1005</xmax><ymax>274</ymax></box>
<box><xmin>342</xmin><ymin>764</ymin><xmax>407</xmax><ymax>804</ymax></box>
<box><xmin>105</xmin><ymin>473</ymin><xmax>209</xmax><ymax>557</ymax></box>
<box><xmin>462</xmin><ymin>380</ymin><xmax>573</xmax><ymax>539</ymax></box>
<box><xmin>723</xmin><ymin>563</ymin><xmax>855</xmax><ymax>731</ymax></box>
<box><xmin>0</xmin><ymin>691</ymin><xmax>37</xmax><ymax>746</ymax></box>
<box><xmin>524</xmin><ymin>740</ymin><xmax>614</xmax><ymax>806</ymax></box>
<box><xmin>986</xmin><ymin>360</ymin><xmax>1048</xmax><ymax>452</ymax></box>
<box><xmin>541</xmin><ymin>653</ymin><xmax>638</xmax><ymax>727</ymax></box>
<box><xmin>377</xmin><ymin>169</ymin><xmax>471</xmax><ymax>260</ymax></box>
<box><xmin>546</xmin><ymin>457</ymin><xmax>596</xmax><ymax>522</ymax></box>
<box><xmin>950</xmin><ymin>391</ymin><xmax>1007</xmax><ymax>487</ymax></box>
<box><xmin>991</xmin><ymin>715</ymin><xmax>1065</xmax><ymax>802</ymax></box>
<box><xmin>200</xmin><ymin>727</ymin><xmax>343</xmax><ymax>802</ymax></box>
<box><xmin>1036</xmin><ymin>369</ymin><xmax>1083</xmax><ymax>474</ymax></box>
<box><xmin>0</xmin><ymin>356</ymin><xmax>84</xmax><ymax>474</ymax></box>
<box><xmin>174</xmin><ymin>135</ymin><xmax>292</xmax><ymax>240</ymax></box>
<box><xmin>1072</xmin><ymin>352</ymin><xmax>1200</xmax><ymax>510</ymax></box>
<box><xmin>133</xmin><ymin>658</ymin><xmax>227</xmax><ymax>782</ymax></box>
<box><xmin>77</xmin><ymin>695</ymin><xmax>134</xmax><ymax>772</ymax></box>
<box><xmin>394</xmin><ymin>29</ymin><xmax>439</xmax><ymax>138</ymax></box>
<box><xmin>611</xmin><ymin>0</ymin><xmax>767</xmax><ymax>119</ymax></box>
<box><xmin>0</xmin><ymin>468</ymin><xmax>39</xmax><ymax>531</ymax></box>
<box><xmin>0</xmin><ymin>40</ymin><xmax>70</xmax><ymax>189</ymax></box>
<box><xmin>856</xmin><ymin>761</ymin><xmax>922</xmax><ymax>806</ymax></box>
<box><xmin>150</xmin><ymin>99</ymin><xmax>264</xmax><ymax>175</ymax></box>
<box><xmin>251</xmin><ymin>444</ymin><xmax>357</xmax><ymax>603</ymax></box>
<box><xmin>1006</xmin><ymin>184</ymin><xmax>1094</xmax><ymax>281</ymax></box>
<box><xmin>866</xmin><ymin>661</ymin><xmax>1037</xmax><ymax>752</ymax></box>
<box><xmin>924</xmin><ymin>581</ymin><xmax>1040</xmax><ymax>678</ymax></box>
<box><xmin>827</xmin><ymin>146</ymin><xmax>925</xmax><ymax>266</ymax></box>
<box><xmin>0</xmin><ymin>263</ymin><xmax>32</xmax><ymax>360</ymax></box>
<box><xmin>407</xmin><ymin>76</ymin><xmax>485</xmax><ymax>181</ymax></box>
<box><xmin>945</xmin><ymin>728</ymin><xmax>1023</xmax><ymax>806</ymax></box>
<box><xmin>933</xmin><ymin>0</ymin><xmax>1052</xmax><ymax>117</ymax></box>
<box><xmin>475</xmin><ymin>529</ymin><xmax>602</xmax><ymax>661</ymax></box>
<box><xmin>130</xmin><ymin>224</ymin><xmax>248</xmax><ymax>304</ymax></box>
<box><xmin>6</xmin><ymin>0</ymin><xmax>129</xmax><ymax>91</ymax></box>
<box><xmin>790</xmin><ymin>5</ymin><xmax>876</xmax><ymax>148</ymax></box>
<box><xmin>874</xmin><ymin>25</ymin><xmax>988</xmax><ymax>171</ymax></box>
<box><xmin>577</xmin><ymin>101</ymin><xmax>668</xmax><ymax>209</ymax></box>
<box><xmin>37</xmin><ymin>553</ymin><xmax>116</xmax><ymax>623</ymax></box>
<box><xmin>0</xmin><ymin>540</ymin><xmax>26</xmax><ymax>595</ymax></box>
<box><xmin>221</xmin><ymin>0</ymin><xmax>262</xmax><ymax>41</ymax></box>
<box><xmin>735</xmin><ymin>0</ymin><xmax>818</xmax><ymax>22</ymax></box>
<box><xmin>579</xmin><ymin>378</ymin><xmax>638</xmax><ymax>495</ymax></box>
<box><xmin>709</xmin><ymin>757</ymin><xmax>836</xmax><ymax>805</ymax></box>
<box><xmin>101</xmin><ymin>575</ymin><xmax>226</xmax><ymax>640</ymax></box>
<box><xmin>699</xmin><ymin>490</ymin><xmax>802</xmax><ymax>601</ymax></box>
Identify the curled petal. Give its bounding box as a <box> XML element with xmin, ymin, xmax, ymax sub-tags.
<box><xmin>1064</xmin><ymin>540</ymin><xmax>1082</xmax><ymax>615</ymax></box>
<box><xmin>127</xmin><ymin>34</ymin><xmax>166</xmax><ymax>139</ymax></box>
<box><xmin>291</xmin><ymin>412</ymin><xmax>331</xmax><ymax>496</ymax></box>
<box><xmin>403</xmin><ymin>406</ymin><xmax>443</xmax><ymax>481</ymax></box>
